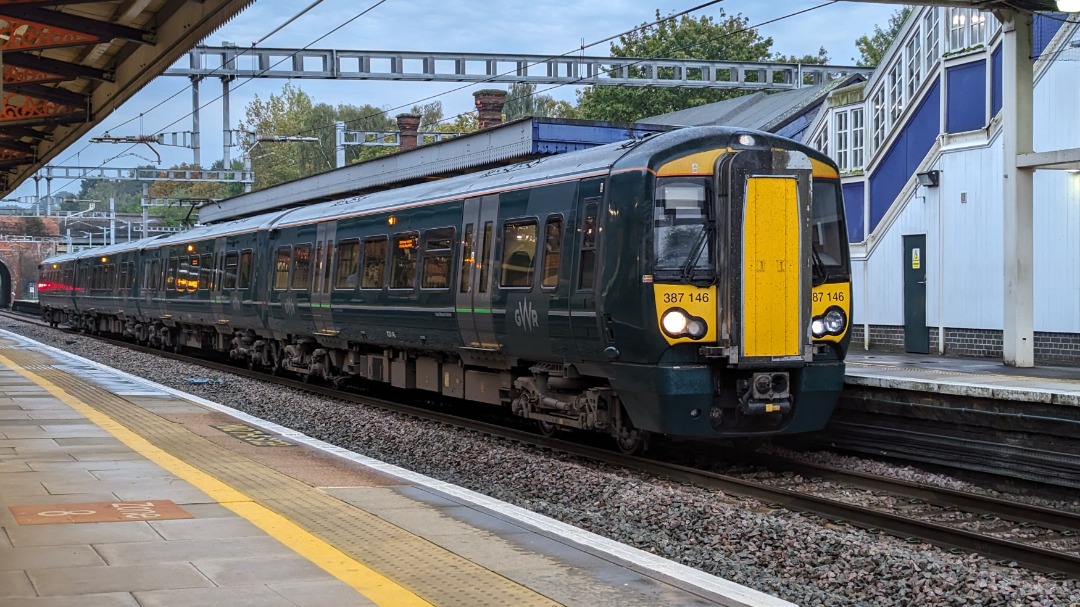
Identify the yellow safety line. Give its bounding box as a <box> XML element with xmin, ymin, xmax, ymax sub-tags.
<box><xmin>0</xmin><ymin>352</ymin><xmax>432</xmax><ymax>607</ymax></box>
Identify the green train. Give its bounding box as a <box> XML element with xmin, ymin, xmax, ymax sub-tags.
<box><xmin>38</xmin><ymin>126</ymin><xmax>852</xmax><ymax>452</ymax></box>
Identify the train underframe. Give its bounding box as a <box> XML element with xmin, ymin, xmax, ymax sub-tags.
<box><xmin>44</xmin><ymin>309</ymin><xmax>836</xmax><ymax>452</ymax></box>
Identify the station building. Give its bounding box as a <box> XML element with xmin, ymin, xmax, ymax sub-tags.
<box><xmin>648</xmin><ymin>7</ymin><xmax>1080</xmax><ymax>365</ymax></box>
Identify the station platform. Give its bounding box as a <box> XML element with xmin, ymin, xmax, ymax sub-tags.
<box><xmin>845</xmin><ymin>350</ymin><xmax>1080</xmax><ymax>406</ymax></box>
<box><xmin>0</xmin><ymin>331</ymin><xmax>790</xmax><ymax>607</ymax></box>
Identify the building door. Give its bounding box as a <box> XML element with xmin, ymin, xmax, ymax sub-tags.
<box><xmin>903</xmin><ymin>234</ymin><xmax>928</xmax><ymax>354</ymax></box>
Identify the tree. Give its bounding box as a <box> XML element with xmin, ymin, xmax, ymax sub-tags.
<box><xmin>854</xmin><ymin>6</ymin><xmax>913</xmax><ymax>67</ymax></box>
<box><xmin>576</xmin><ymin>9</ymin><xmax>776</xmax><ymax>123</ymax></box>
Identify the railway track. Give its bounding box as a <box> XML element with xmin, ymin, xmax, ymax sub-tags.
<box><xmin>4</xmin><ymin>309</ymin><xmax>1079</xmax><ymax>579</ymax></box>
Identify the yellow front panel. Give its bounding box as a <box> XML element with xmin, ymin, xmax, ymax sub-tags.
<box><xmin>742</xmin><ymin>177</ymin><xmax>801</xmax><ymax>358</ymax></box>
<box><xmin>653</xmin><ymin>284</ymin><xmax>718</xmax><ymax>346</ymax></box>
<box><xmin>812</xmin><ymin>281</ymin><xmax>851</xmax><ymax>343</ymax></box>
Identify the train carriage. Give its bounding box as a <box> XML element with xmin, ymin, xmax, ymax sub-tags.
<box><xmin>39</xmin><ymin>126</ymin><xmax>852</xmax><ymax>450</ymax></box>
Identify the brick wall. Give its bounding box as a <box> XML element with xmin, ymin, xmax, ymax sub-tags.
<box><xmin>850</xmin><ymin>324</ymin><xmax>1080</xmax><ymax>365</ymax></box>
<box><xmin>0</xmin><ymin>217</ymin><xmax>61</xmax><ymax>300</ymax></box>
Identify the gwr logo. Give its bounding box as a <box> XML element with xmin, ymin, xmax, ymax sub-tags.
<box><xmin>514</xmin><ymin>300</ymin><xmax>539</xmax><ymax>331</ymax></box>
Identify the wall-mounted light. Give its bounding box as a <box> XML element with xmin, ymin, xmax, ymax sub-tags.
<box><xmin>1058</xmin><ymin>0</ymin><xmax>1080</xmax><ymax>13</ymax></box>
<box><xmin>916</xmin><ymin>170</ymin><xmax>940</xmax><ymax>188</ymax></box>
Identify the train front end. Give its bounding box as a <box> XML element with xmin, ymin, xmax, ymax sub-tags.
<box><xmin>608</xmin><ymin>128</ymin><xmax>851</xmax><ymax>439</ymax></box>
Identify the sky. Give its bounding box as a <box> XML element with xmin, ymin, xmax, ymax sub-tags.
<box><xmin>9</xmin><ymin>0</ymin><xmax>898</xmax><ymax>200</ymax></box>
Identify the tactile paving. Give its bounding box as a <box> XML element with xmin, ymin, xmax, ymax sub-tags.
<box><xmin>2</xmin><ymin>346</ymin><xmax>559</xmax><ymax>607</ymax></box>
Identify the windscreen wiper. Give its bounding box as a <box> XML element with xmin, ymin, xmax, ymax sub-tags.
<box><xmin>680</xmin><ymin>225</ymin><xmax>715</xmax><ymax>286</ymax></box>
<box><xmin>811</xmin><ymin>246</ymin><xmax>830</xmax><ymax>286</ymax></box>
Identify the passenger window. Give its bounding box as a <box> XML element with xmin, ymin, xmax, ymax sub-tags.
<box><xmin>500</xmin><ymin>220</ymin><xmax>537</xmax><ymax>288</ymax></box>
<box><xmin>422</xmin><ymin>227</ymin><xmax>454</xmax><ymax>289</ymax></box>
<box><xmin>320</xmin><ymin>242</ymin><xmax>334</xmax><ymax>293</ymax></box>
<box><xmin>274</xmin><ymin>247</ymin><xmax>291</xmax><ymax>290</ymax></box>
<box><xmin>578</xmin><ymin>200</ymin><xmax>599</xmax><ymax>290</ymax></box>
<box><xmin>166</xmin><ymin>257</ymin><xmax>179</xmax><ymax>291</ymax></box>
<box><xmin>391</xmin><ymin>232</ymin><xmax>419</xmax><ymax>289</ymax></box>
<box><xmin>361</xmin><ymin>237</ymin><xmax>387</xmax><ymax>289</ymax></box>
<box><xmin>199</xmin><ymin>254</ymin><xmax>212</xmax><ymax>291</ymax></box>
<box><xmin>224</xmin><ymin>252</ymin><xmax>240</xmax><ymax>290</ymax></box>
<box><xmin>187</xmin><ymin>256</ymin><xmax>199</xmax><ymax>292</ymax></box>
<box><xmin>239</xmin><ymin>249</ymin><xmax>253</xmax><ymax>289</ymax></box>
<box><xmin>119</xmin><ymin>264</ymin><xmax>129</xmax><ymax>292</ymax></box>
<box><xmin>335</xmin><ymin>240</ymin><xmax>360</xmax><ymax>290</ymax></box>
<box><xmin>478</xmin><ymin>221</ymin><xmax>493</xmax><ymax>294</ymax></box>
<box><xmin>292</xmin><ymin>244</ymin><xmax>312</xmax><ymax>291</ymax></box>
<box><xmin>459</xmin><ymin>223</ymin><xmax>474</xmax><ymax>294</ymax></box>
<box><xmin>541</xmin><ymin>216</ymin><xmax>563</xmax><ymax>289</ymax></box>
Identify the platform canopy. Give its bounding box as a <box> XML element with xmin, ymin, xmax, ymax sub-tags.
<box><xmin>0</xmin><ymin>0</ymin><xmax>255</xmax><ymax>198</ymax></box>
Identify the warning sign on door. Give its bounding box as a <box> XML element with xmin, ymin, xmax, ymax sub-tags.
<box><xmin>911</xmin><ymin>248</ymin><xmax>921</xmax><ymax>270</ymax></box>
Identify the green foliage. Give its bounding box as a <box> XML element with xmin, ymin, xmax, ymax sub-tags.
<box><xmin>854</xmin><ymin>6</ymin><xmax>913</xmax><ymax>67</ymax></box>
<box><xmin>772</xmin><ymin>47</ymin><xmax>830</xmax><ymax>65</ymax></box>
<box><xmin>504</xmin><ymin>83</ymin><xmax>584</xmax><ymax>121</ymax></box>
<box><xmin>576</xmin><ymin>9</ymin><xmax>776</xmax><ymax>123</ymax></box>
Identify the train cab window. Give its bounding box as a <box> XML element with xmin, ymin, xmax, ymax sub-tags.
<box><xmin>458</xmin><ymin>223</ymin><xmax>474</xmax><ymax>294</ymax></box>
<box><xmin>421</xmin><ymin>227</ymin><xmax>454</xmax><ymax>289</ymax></box>
<box><xmin>166</xmin><ymin>257</ymin><xmax>179</xmax><ymax>291</ymax></box>
<box><xmin>541</xmin><ymin>216</ymin><xmax>563</xmax><ymax>289</ymax></box>
<box><xmin>390</xmin><ymin>232</ymin><xmax>419</xmax><ymax>290</ymax></box>
<box><xmin>274</xmin><ymin>246</ymin><xmax>291</xmax><ymax>290</ymax></box>
<box><xmin>361</xmin><ymin>237</ymin><xmax>387</xmax><ymax>289</ymax></box>
<box><xmin>578</xmin><ymin>200</ymin><xmax>599</xmax><ymax>290</ymax></box>
<box><xmin>292</xmin><ymin>244</ymin><xmax>312</xmax><ymax>291</ymax></box>
<box><xmin>224</xmin><ymin>252</ymin><xmax>240</xmax><ymax>290</ymax></box>
<box><xmin>335</xmin><ymin>240</ymin><xmax>360</xmax><ymax>290</ymax></box>
<box><xmin>500</xmin><ymin>221</ymin><xmax>537</xmax><ymax>289</ymax></box>
<box><xmin>653</xmin><ymin>178</ymin><xmax>711</xmax><ymax>278</ymax></box>
<box><xmin>239</xmin><ymin>250</ymin><xmax>253</xmax><ymax>289</ymax></box>
<box><xmin>199</xmin><ymin>254</ymin><xmax>212</xmax><ymax>291</ymax></box>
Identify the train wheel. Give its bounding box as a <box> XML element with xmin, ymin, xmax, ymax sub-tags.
<box><xmin>536</xmin><ymin>420</ymin><xmax>558</xmax><ymax>438</ymax></box>
<box><xmin>614</xmin><ymin>430</ymin><xmax>646</xmax><ymax>456</ymax></box>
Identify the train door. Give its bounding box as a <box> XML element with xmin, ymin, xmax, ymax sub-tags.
<box><xmin>312</xmin><ymin>222</ymin><xmax>337</xmax><ymax>335</ymax></box>
<box><xmin>569</xmin><ymin>178</ymin><xmax>605</xmax><ymax>361</ymax></box>
<box><xmin>456</xmin><ymin>195</ymin><xmax>500</xmax><ymax>350</ymax></box>
<box><xmin>211</xmin><ymin>237</ymin><xmax>227</xmax><ymax>325</ymax></box>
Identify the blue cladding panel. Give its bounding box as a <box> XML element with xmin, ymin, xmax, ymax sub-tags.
<box><xmin>868</xmin><ymin>81</ymin><xmax>941</xmax><ymax>233</ymax></box>
<box><xmin>1034</xmin><ymin>14</ymin><xmax>1066</xmax><ymax>59</ymax></box>
<box><xmin>946</xmin><ymin>61</ymin><xmax>986</xmax><ymax>133</ymax></box>
<box><xmin>842</xmin><ymin>181</ymin><xmax>865</xmax><ymax>243</ymax></box>
<box><xmin>532</xmin><ymin>121</ymin><xmax>669</xmax><ymax>154</ymax></box>
<box><xmin>775</xmin><ymin>112</ymin><xmax>813</xmax><ymax>141</ymax></box>
<box><xmin>991</xmin><ymin>46</ymin><xmax>1003</xmax><ymax>117</ymax></box>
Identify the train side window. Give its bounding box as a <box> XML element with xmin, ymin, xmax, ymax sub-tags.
<box><xmin>334</xmin><ymin>240</ymin><xmax>360</xmax><ymax>290</ymax></box>
<box><xmin>239</xmin><ymin>249</ymin><xmax>253</xmax><ymax>289</ymax></box>
<box><xmin>541</xmin><ymin>216</ymin><xmax>563</xmax><ymax>289</ymax></box>
<box><xmin>292</xmin><ymin>244</ymin><xmax>312</xmax><ymax>291</ymax></box>
<box><xmin>478</xmin><ymin>221</ymin><xmax>493</xmax><ymax>294</ymax></box>
<box><xmin>177</xmin><ymin>260</ymin><xmax>191</xmax><ymax>292</ymax></box>
<box><xmin>361</xmin><ymin>237</ymin><xmax>387</xmax><ymax>289</ymax></box>
<box><xmin>166</xmin><ymin>257</ymin><xmax>179</xmax><ymax>291</ymax></box>
<box><xmin>187</xmin><ymin>256</ymin><xmax>199</xmax><ymax>292</ymax></box>
<box><xmin>578</xmin><ymin>200</ymin><xmax>599</xmax><ymax>290</ymax></box>
<box><xmin>390</xmin><ymin>232</ymin><xmax>419</xmax><ymax>290</ymax></box>
<box><xmin>458</xmin><ymin>223</ymin><xmax>474</xmax><ymax>294</ymax></box>
<box><xmin>274</xmin><ymin>246</ymin><xmax>291</xmax><ymax>290</ymax></box>
<box><xmin>500</xmin><ymin>220</ymin><xmax>537</xmax><ymax>289</ymax></box>
<box><xmin>421</xmin><ymin>227</ymin><xmax>454</xmax><ymax>289</ymax></box>
<box><xmin>199</xmin><ymin>254</ymin><xmax>212</xmax><ymax>291</ymax></box>
<box><xmin>224</xmin><ymin>252</ymin><xmax>240</xmax><ymax>290</ymax></box>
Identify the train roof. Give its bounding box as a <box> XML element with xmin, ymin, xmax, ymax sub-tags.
<box><xmin>40</xmin><ymin>235</ymin><xmax>167</xmax><ymax>266</ymax></box>
<box><xmin>149</xmin><ymin>208</ymin><xmax>295</xmax><ymax>247</ymax></box>
<box><xmin>272</xmin><ymin>136</ymin><xmax>647</xmax><ymax>229</ymax></box>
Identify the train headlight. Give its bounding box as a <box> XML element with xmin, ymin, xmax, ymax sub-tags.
<box><xmin>661</xmin><ymin>308</ymin><xmax>708</xmax><ymax>340</ymax></box>
<box><xmin>811</xmin><ymin>306</ymin><xmax>847</xmax><ymax>338</ymax></box>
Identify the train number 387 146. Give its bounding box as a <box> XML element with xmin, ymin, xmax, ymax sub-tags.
<box><xmin>663</xmin><ymin>292</ymin><xmax>710</xmax><ymax>304</ymax></box>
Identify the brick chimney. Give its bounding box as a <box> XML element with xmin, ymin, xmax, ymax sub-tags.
<box><xmin>473</xmin><ymin>89</ymin><xmax>507</xmax><ymax>130</ymax></box>
<box><xmin>396</xmin><ymin>113</ymin><xmax>421</xmax><ymax>151</ymax></box>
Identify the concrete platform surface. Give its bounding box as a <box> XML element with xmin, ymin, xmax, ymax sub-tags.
<box><xmin>0</xmin><ymin>329</ymin><xmax>791</xmax><ymax>607</ymax></box>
